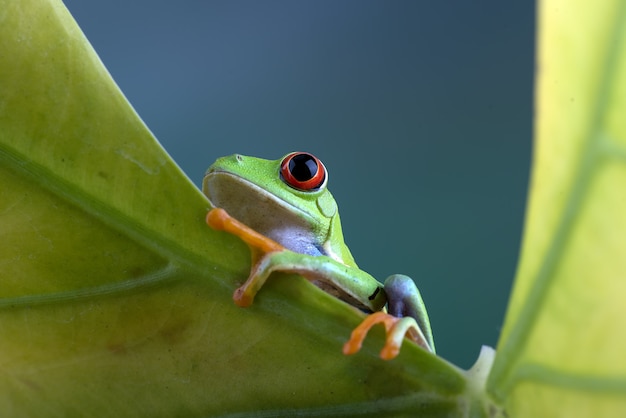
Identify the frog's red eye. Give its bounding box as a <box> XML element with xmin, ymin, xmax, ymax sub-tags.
<box><xmin>280</xmin><ymin>152</ymin><xmax>327</xmax><ymax>191</ymax></box>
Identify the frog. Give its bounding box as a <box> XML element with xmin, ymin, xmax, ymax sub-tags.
<box><xmin>203</xmin><ymin>152</ymin><xmax>434</xmax><ymax>359</ymax></box>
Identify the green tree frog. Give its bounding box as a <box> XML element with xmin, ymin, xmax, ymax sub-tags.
<box><xmin>203</xmin><ymin>152</ymin><xmax>435</xmax><ymax>359</ymax></box>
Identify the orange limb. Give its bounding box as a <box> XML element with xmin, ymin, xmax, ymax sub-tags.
<box><xmin>207</xmin><ymin>208</ymin><xmax>284</xmax><ymax>253</ymax></box>
<box><xmin>206</xmin><ymin>208</ymin><xmax>287</xmax><ymax>307</ymax></box>
<box><xmin>343</xmin><ymin>312</ymin><xmax>430</xmax><ymax>360</ymax></box>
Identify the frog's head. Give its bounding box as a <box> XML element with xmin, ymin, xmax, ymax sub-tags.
<box><xmin>203</xmin><ymin>152</ymin><xmax>339</xmax><ymax>256</ymax></box>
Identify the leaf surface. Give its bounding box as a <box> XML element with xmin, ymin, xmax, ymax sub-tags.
<box><xmin>0</xmin><ymin>1</ymin><xmax>475</xmax><ymax>416</ymax></box>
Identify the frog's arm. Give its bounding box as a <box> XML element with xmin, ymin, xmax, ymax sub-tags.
<box><xmin>207</xmin><ymin>208</ymin><xmax>385</xmax><ymax>310</ymax></box>
<box><xmin>207</xmin><ymin>208</ymin><xmax>432</xmax><ymax>359</ymax></box>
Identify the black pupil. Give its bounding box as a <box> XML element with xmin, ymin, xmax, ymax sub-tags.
<box><xmin>289</xmin><ymin>154</ymin><xmax>318</xmax><ymax>181</ymax></box>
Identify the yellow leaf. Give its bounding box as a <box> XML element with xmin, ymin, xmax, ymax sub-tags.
<box><xmin>488</xmin><ymin>0</ymin><xmax>626</xmax><ymax>416</ymax></box>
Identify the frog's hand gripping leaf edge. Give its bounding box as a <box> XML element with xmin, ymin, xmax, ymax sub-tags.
<box><xmin>204</xmin><ymin>152</ymin><xmax>435</xmax><ymax>360</ymax></box>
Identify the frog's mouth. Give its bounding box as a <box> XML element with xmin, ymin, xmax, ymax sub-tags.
<box><xmin>203</xmin><ymin>170</ymin><xmax>322</xmax><ymax>256</ymax></box>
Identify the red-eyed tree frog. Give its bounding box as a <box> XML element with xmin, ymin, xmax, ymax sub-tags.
<box><xmin>203</xmin><ymin>152</ymin><xmax>435</xmax><ymax>359</ymax></box>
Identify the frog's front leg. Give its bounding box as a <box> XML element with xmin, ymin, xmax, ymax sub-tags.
<box><xmin>207</xmin><ymin>208</ymin><xmax>386</xmax><ymax>311</ymax></box>
<box><xmin>233</xmin><ymin>250</ymin><xmax>386</xmax><ymax>310</ymax></box>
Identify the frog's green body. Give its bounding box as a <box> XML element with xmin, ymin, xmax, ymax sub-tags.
<box><xmin>203</xmin><ymin>152</ymin><xmax>434</xmax><ymax>354</ymax></box>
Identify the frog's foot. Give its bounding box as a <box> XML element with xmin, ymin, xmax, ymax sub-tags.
<box><xmin>230</xmin><ymin>254</ymin><xmax>283</xmax><ymax>307</ymax></box>
<box><xmin>343</xmin><ymin>312</ymin><xmax>433</xmax><ymax>360</ymax></box>
<box><xmin>207</xmin><ymin>208</ymin><xmax>285</xmax><ymax>307</ymax></box>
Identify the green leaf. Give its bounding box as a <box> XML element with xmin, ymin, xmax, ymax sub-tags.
<box><xmin>0</xmin><ymin>1</ymin><xmax>486</xmax><ymax>416</ymax></box>
<box><xmin>487</xmin><ymin>0</ymin><xmax>626</xmax><ymax>415</ymax></box>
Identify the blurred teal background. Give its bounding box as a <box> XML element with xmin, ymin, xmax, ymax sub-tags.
<box><xmin>63</xmin><ymin>0</ymin><xmax>534</xmax><ymax>369</ymax></box>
